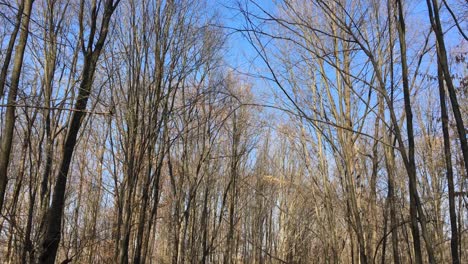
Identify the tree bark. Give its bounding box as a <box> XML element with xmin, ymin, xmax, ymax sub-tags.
<box><xmin>437</xmin><ymin>60</ymin><xmax>460</xmax><ymax>264</ymax></box>
<box><xmin>37</xmin><ymin>1</ymin><xmax>119</xmax><ymax>263</ymax></box>
<box><xmin>0</xmin><ymin>0</ymin><xmax>34</xmax><ymax>214</ymax></box>
<box><xmin>425</xmin><ymin>0</ymin><xmax>468</xmax><ymax>178</ymax></box>
<box><xmin>395</xmin><ymin>0</ymin><xmax>435</xmax><ymax>262</ymax></box>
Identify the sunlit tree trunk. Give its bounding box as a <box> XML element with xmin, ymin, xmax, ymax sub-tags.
<box><xmin>0</xmin><ymin>0</ymin><xmax>34</xmax><ymax>214</ymax></box>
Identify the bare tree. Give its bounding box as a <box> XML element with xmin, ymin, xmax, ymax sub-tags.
<box><xmin>0</xmin><ymin>0</ymin><xmax>466</xmax><ymax>263</ymax></box>
<box><xmin>37</xmin><ymin>1</ymin><xmax>120</xmax><ymax>263</ymax></box>
<box><xmin>0</xmin><ymin>0</ymin><xmax>34</xmax><ymax>214</ymax></box>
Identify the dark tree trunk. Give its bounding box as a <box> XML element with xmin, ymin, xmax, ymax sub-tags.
<box><xmin>395</xmin><ymin>0</ymin><xmax>435</xmax><ymax>262</ymax></box>
<box><xmin>37</xmin><ymin>1</ymin><xmax>119</xmax><ymax>263</ymax></box>
<box><xmin>425</xmin><ymin>0</ymin><xmax>468</xmax><ymax>179</ymax></box>
<box><xmin>437</xmin><ymin>60</ymin><xmax>460</xmax><ymax>264</ymax></box>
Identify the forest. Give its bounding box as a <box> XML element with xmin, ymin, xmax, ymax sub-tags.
<box><xmin>0</xmin><ymin>0</ymin><xmax>467</xmax><ymax>263</ymax></box>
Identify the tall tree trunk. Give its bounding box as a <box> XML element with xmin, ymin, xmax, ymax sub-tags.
<box><xmin>384</xmin><ymin>139</ymin><xmax>401</xmax><ymax>264</ymax></box>
<box><xmin>37</xmin><ymin>1</ymin><xmax>119</xmax><ymax>263</ymax></box>
<box><xmin>0</xmin><ymin>0</ymin><xmax>34</xmax><ymax>214</ymax></box>
<box><xmin>39</xmin><ymin>0</ymin><xmax>61</xmax><ymax>234</ymax></box>
<box><xmin>395</xmin><ymin>0</ymin><xmax>435</xmax><ymax>262</ymax></box>
<box><xmin>425</xmin><ymin>0</ymin><xmax>468</xmax><ymax>178</ymax></box>
<box><xmin>225</xmin><ymin>110</ymin><xmax>239</xmax><ymax>264</ymax></box>
<box><xmin>437</xmin><ymin>60</ymin><xmax>460</xmax><ymax>264</ymax></box>
<box><xmin>383</xmin><ymin>9</ymin><xmax>401</xmax><ymax>261</ymax></box>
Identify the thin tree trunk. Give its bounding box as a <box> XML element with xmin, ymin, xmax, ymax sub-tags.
<box><xmin>383</xmin><ymin>8</ymin><xmax>401</xmax><ymax>261</ymax></box>
<box><xmin>0</xmin><ymin>1</ymin><xmax>24</xmax><ymax>98</ymax></box>
<box><xmin>437</xmin><ymin>60</ymin><xmax>460</xmax><ymax>264</ymax></box>
<box><xmin>0</xmin><ymin>0</ymin><xmax>34</xmax><ymax>213</ymax></box>
<box><xmin>425</xmin><ymin>0</ymin><xmax>468</xmax><ymax>178</ymax></box>
<box><xmin>225</xmin><ymin>110</ymin><xmax>239</xmax><ymax>264</ymax></box>
<box><xmin>133</xmin><ymin>151</ymin><xmax>153</xmax><ymax>264</ymax></box>
<box><xmin>395</xmin><ymin>0</ymin><xmax>436</xmax><ymax>262</ymax></box>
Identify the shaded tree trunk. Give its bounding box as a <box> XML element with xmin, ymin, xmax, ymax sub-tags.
<box><xmin>395</xmin><ymin>0</ymin><xmax>435</xmax><ymax>262</ymax></box>
<box><xmin>37</xmin><ymin>1</ymin><xmax>120</xmax><ymax>263</ymax></box>
<box><xmin>437</xmin><ymin>60</ymin><xmax>460</xmax><ymax>264</ymax></box>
